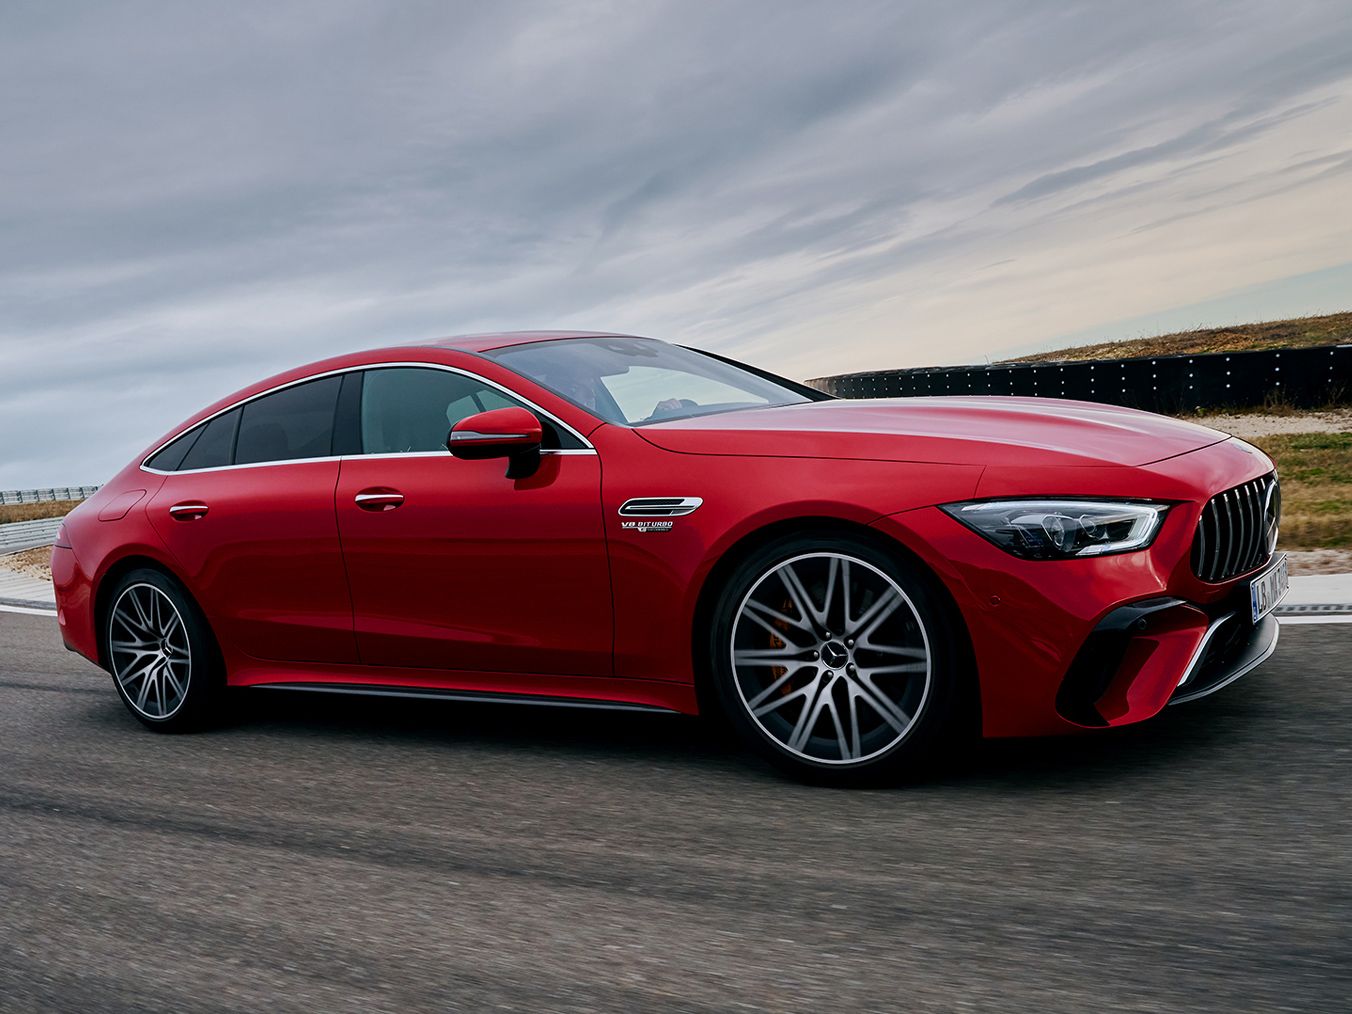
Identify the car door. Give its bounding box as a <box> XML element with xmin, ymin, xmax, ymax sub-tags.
<box><xmin>145</xmin><ymin>375</ymin><xmax>358</xmax><ymax>664</ymax></box>
<box><xmin>334</xmin><ymin>364</ymin><xmax>613</xmax><ymax>676</ymax></box>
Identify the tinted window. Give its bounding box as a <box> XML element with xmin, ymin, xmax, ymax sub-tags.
<box><xmin>145</xmin><ymin>426</ymin><xmax>202</xmax><ymax>471</ymax></box>
<box><xmin>360</xmin><ymin>367</ymin><xmax>579</xmax><ymax>454</ymax></box>
<box><xmin>235</xmin><ymin>377</ymin><xmax>341</xmax><ymax>465</ymax></box>
<box><xmin>332</xmin><ymin>371</ymin><xmax>364</xmax><ymax>457</ymax></box>
<box><xmin>179</xmin><ymin>409</ymin><xmax>240</xmax><ymax>470</ymax></box>
<box><xmin>486</xmin><ymin>337</ymin><xmax>810</xmax><ymax>425</ymax></box>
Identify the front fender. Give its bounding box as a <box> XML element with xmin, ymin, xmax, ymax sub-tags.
<box><xmin>594</xmin><ymin>426</ymin><xmax>982</xmax><ymax>683</ymax></box>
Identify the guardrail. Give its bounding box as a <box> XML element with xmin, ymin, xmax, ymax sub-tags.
<box><xmin>810</xmin><ymin>344</ymin><xmax>1351</xmax><ymax>413</ymax></box>
<box><xmin>0</xmin><ymin>518</ymin><xmax>65</xmax><ymax>554</ymax></box>
<box><xmin>0</xmin><ymin>486</ymin><xmax>99</xmax><ymax>506</ymax></box>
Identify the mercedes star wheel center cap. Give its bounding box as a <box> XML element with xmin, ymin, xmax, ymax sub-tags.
<box><xmin>821</xmin><ymin>640</ymin><xmax>849</xmax><ymax>669</ymax></box>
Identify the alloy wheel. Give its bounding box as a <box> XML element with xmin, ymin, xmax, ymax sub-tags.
<box><xmin>108</xmin><ymin>582</ymin><xmax>193</xmax><ymax>720</ymax></box>
<box><xmin>730</xmin><ymin>552</ymin><xmax>932</xmax><ymax>765</ymax></box>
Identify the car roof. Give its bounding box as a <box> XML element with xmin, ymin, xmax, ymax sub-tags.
<box><xmin>422</xmin><ymin>330</ymin><xmax>646</xmax><ymax>353</ymax></box>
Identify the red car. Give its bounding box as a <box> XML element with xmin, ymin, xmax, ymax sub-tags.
<box><xmin>53</xmin><ymin>332</ymin><xmax>1286</xmax><ymax>782</ymax></box>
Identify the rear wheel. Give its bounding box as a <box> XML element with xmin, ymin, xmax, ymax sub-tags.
<box><xmin>104</xmin><ymin>568</ymin><xmax>221</xmax><ymax>732</ymax></box>
<box><xmin>708</xmin><ymin>535</ymin><xmax>962</xmax><ymax>784</ymax></box>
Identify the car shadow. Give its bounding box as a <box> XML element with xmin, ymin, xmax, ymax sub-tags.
<box><xmin>173</xmin><ymin>680</ymin><xmax>1266</xmax><ymax>791</ymax></box>
<box><xmin>225</xmin><ymin>686</ymin><xmax>746</xmax><ymax>765</ymax></box>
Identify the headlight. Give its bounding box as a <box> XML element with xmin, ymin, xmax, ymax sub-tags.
<box><xmin>941</xmin><ymin>499</ymin><xmax>1169</xmax><ymax>560</ymax></box>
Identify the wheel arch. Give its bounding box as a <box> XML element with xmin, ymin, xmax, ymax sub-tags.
<box><xmin>93</xmin><ymin>554</ymin><xmax>217</xmax><ymax>673</ymax></box>
<box><xmin>689</xmin><ymin>516</ymin><xmax>980</xmax><ymax>734</ymax></box>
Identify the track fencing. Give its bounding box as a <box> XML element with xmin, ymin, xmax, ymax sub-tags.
<box><xmin>810</xmin><ymin>344</ymin><xmax>1351</xmax><ymax>413</ymax></box>
<box><xmin>0</xmin><ymin>486</ymin><xmax>99</xmax><ymax>506</ymax></box>
<box><xmin>0</xmin><ymin>518</ymin><xmax>65</xmax><ymax>553</ymax></box>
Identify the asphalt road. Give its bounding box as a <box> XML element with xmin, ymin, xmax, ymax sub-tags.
<box><xmin>0</xmin><ymin>611</ymin><xmax>1347</xmax><ymax>1013</ymax></box>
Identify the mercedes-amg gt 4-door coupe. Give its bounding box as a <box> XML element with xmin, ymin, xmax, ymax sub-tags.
<box><xmin>53</xmin><ymin>331</ymin><xmax>1286</xmax><ymax>782</ymax></box>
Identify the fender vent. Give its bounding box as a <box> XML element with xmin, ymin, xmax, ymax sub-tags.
<box><xmin>618</xmin><ymin>497</ymin><xmax>703</xmax><ymax>517</ymax></box>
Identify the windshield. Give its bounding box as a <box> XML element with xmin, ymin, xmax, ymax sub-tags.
<box><xmin>485</xmin><ymin>337</ymin><xmax>813</xmax><ymax>425</ymax></box>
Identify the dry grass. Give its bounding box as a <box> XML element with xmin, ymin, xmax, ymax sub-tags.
<box><xmin>1249</xmin><ymin>431</ymin><xmax>1352</xmax><ymax>551</ymax></box>
<box><xmin>0</xmin><ymin>499</ymin><xmax>82</xmax><ymax>524</ymax></box>
<box><xmin>1009</xmin><ymin>311</ymin><xmax>1352</xmax><ymax>364</ymax></box>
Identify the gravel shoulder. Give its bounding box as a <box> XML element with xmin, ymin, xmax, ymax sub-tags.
<box><xmin>0</xmin><ymin>547</ymin><xmax>51</xmax><ymax>581</ymax></box>
<box><xmin>1191</xmin><ymin>408</ymin><xmax>1352</xmax><ymax>438</ymax></box>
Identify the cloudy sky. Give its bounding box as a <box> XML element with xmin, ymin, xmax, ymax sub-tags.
<box><xmin>2</xmin><ymin>1</ymin><xmax>1351</xmax><ymax>487</ymax></box>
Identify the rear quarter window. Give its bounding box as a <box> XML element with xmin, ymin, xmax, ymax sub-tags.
<box><xmin>145</xmin><ymin>427</ymin><xmax>201</xmax><ymax>472</ymax></box>
<box><xmin>178</xmin><ymin>409</ymin><xmax>240</xmax><ymax>470</ymax></box>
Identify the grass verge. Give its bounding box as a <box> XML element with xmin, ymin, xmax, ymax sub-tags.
<box><xmin>1249</xmin><ymin>432</ymin><xmax>1352</xmax><ymax>551</ymax></box>
<box><xmin>0</xmin><ymin>499</ymin><xmax>82</xmax><ymax>524</ymax></box>
<box><xmin>1009</xmin><ymin>310</ymin><xmax>1352</xmax><ymax>364</ymax></box>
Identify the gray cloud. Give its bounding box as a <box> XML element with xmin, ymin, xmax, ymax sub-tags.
<box><xmin>1</xmin><ymin>0</ymin><xmax>1350</xmax><ymax>486</ymax></box>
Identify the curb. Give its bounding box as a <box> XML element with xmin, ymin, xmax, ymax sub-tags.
<box><xmin>1276</xmin><ymin>603</ymin><xmax>1352</xmax><ymax>617</ymax></box>
<box><xmin>0</xmin><ymin>596</ymin><xmax>56</xmax><ymax>613</ymax></box>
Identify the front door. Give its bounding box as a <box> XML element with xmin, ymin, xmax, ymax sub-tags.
<box><xmin>334</xmin><ymin>365</ymin><xmax>612</xmax><ymax>676</ymax></box>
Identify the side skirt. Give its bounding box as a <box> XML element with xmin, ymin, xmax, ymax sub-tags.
<box><xmin>249</xmin><ymin>682</ymin><xmax>680</xmax><ymax>714</ymax></box>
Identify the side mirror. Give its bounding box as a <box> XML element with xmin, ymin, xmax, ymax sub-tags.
<box><xmin>447</xmin><ymin>406</ymin><xmax>543</xmax><ymax>479</ymax></box>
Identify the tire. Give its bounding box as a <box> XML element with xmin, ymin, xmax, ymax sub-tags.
<box><xmin>707</xmin><ymin>533</ymin><xmax>963</xmax><ymax>785</ymax></box>
<box><xmin>102</xmin><ymin>568</ymin><xmax>223</xmax><ymax>732</ymax></box>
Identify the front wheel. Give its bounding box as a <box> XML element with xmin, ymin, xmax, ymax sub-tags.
<box><xmin>708</xmin><ymin>535</ymin><xmax>963</xmax><ymax>784</ymax></box>
<box><xmin>103</xmin><ymin>568</ymin><xmax>222</xmax><ymax>732</ymax></box>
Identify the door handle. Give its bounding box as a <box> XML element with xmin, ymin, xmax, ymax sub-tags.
<box><xmin>168</xmin><ymin>502</ymin><xmax>209</xmax><ymax>521</ymax></box>
<box><xmin>355</xmin><ymin>490</ymin><xmax>405</xmax><ymax>512</ymax></box>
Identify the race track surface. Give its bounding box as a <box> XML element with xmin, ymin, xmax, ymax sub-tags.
<box><xmin>1</xmin><ymin>611</ymin><xmax>1347</xmax><ymax>1012</ymax></box>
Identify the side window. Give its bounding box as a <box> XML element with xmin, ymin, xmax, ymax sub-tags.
<box><xmin>145</xmin><ymin>426</ymin><xmax>203</xmax><ymax>472</ymax></box>
<box><xmin>443</xmin><ymin>385</ymin><xmax>517</xmax><ymax>422</ymax></box>
<box><xmin>235</xmin><ymin>377</ymin><xmax>341</xmax><ymax>465</ymax></box>
<box><xmin>176</xmin><ymin>409</ymin><xmax>240</xmax><ymax>471</ymax></box>
<box><xmin>359</xmin><ymin>367</ymin><xmax>581</xmax><ymax>454</ymax></box>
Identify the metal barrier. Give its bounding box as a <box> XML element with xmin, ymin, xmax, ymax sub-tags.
<box><xmin>0</xmin><ymin>518</ymin><xmax>65</xmax><ymax>554</ymax></box>
<box><xmin>0</xmin><ymin>486</ymin><xmax>99</xmax><ymax>506</ymax></box>
<box><xmin>810</xmin><ymin>344</ymin><xmax>1352</xmax><ymax>413</ymax></box>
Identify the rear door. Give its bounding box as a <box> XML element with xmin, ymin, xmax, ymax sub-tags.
<box><xmin>334</xmin><ymin>365</ymin><xmax>613</xmax><ymax>676</ymax></box>
<box><xmin>146</xmin><ymin>375</ymin><xmax>357</xmax><ymax>664</ymax></box>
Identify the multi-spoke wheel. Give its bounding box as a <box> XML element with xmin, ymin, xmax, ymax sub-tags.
<box><xmin>103</xmin><ymin>568</ymin><xmax>221</xmax><ymax>731</ymax></box>
<box><xmin>709</xmin><ymin>535</ymin><xmax>962</xmax><ymax>783</ymax></box>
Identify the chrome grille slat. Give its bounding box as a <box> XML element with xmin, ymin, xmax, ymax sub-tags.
<box><xmin>1239</xmin><ymin>486</ymin><xmax>1250</xmax><ymax>568</ymax></box>
<box><xmin>1200</xmin><ymin>502</ymin><xmax>1211</xmax><ymax>575</ymax></box>
<box><xmin>1216</xmin><ymin>497</ymin><xmax>1227</xmax><ymax>584</ymax></box>
<box><xmin>1236</xmin><ymin>486</ymin><xmax>1250</xmax><ymax>575</ymax></box>
<box><xmin>1191</xmin><ymin>473</ymin><xmax>1278</xmax><ymax>583</ymax></box>
<box><xmin>1223</xmin><ymin>492</ymin><xmax>1238</xmax><ymax>577</ymax></box>
<box><xmin>1245</xmin><ymin>482</ymin><xmax>1262</xmax><ymax>572</ymax></box>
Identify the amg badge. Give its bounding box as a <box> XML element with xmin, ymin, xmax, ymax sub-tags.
<box><xmin>621</xmin><ymin>519</ymin><xmax>675</xmax><ymax>533</ymax></box>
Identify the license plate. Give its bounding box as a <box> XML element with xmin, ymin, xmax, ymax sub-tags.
<box><xmin>1250</xmin><ymin>554</ymin><xmax>1289</xmax><ymax>623</ymax></box>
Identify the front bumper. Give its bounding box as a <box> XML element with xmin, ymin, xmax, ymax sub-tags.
<box><xmin>1055</xmin><ymin>593</ymin><xmax>1279</xmax><ymax>727</ymax></box>
<box><xmin>871</xmin><ymin>437</ymin><xmax>1282</xmax><ymax>738</ymax></box>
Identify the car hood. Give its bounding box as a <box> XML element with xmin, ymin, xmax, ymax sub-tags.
<box><xmin>635</xmin><ymin>397</ymin><xmax>1230</xmax><ymax>467</ymax></box>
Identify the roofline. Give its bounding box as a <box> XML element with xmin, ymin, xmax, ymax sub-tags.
<box><xmin>420</xmin><ymin>330</ymin><xmax>649</xmax><ymax>353</ymax></box>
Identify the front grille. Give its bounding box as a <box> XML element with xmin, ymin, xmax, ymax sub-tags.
<box><xmin>1191</xmin><ymin>472</ymin><xmax>1280</xmax><ymax>583</ymax></box>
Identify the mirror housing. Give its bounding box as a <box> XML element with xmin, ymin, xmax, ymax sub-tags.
<box><xmin>447</xmin><ymin>406</ymin><xmax>543</xmax><ymax>478</ymax></box>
